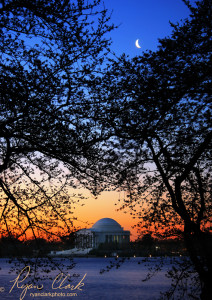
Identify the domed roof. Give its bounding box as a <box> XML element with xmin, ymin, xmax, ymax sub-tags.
<box><xmin>91</xmin><ymin>218</ymin><xmax>123</xmax><ymax>232</ymax></box>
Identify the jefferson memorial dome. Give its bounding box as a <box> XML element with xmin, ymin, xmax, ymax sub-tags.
<box><xmin>92</xmin><ymin>218</ymin><xmax>123</xmax><ymax>231</ymax></box>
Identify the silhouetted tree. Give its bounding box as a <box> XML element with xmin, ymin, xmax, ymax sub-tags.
<box><xmin>141</xmin><ymin>234</ymin><xmax>154</xmax><ymax>246</ymax></box>
<box><xmin>92</xmin><ymin>0</ymin><xmax>212</xmax><ymax>298</ymax></box>
<box><xmin>0</xmin><ymin>0</ymin><xmax>114</xmax><ymax>243</ymax></box>
<box><xmin>0</xmin><ymin>235</ymin><xmax>26</xmax><ymax>256</ymax></box>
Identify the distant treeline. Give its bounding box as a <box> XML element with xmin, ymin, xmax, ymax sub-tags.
<box><xmin>1</xmin><ymin>233</ymin><xmax>210</xmax><ymax>257</ymax></box>
<box><xmin>0</xmin><ymin>233</ymin><xmax>76</xmax><ymax>257</ymax></box>
<box><xmin>0</xmin><ymin>236</ymin><xmax>65</xmax><ymax>257</ymax></box>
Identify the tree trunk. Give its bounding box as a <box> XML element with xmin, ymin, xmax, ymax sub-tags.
<box><xmin>184</xmin><ymin>228</ymin><xmax>212</xmax><ymax>299</ymax></box>
<box><xmin>201</xmin><ymin>278</ymin><xmax>212</xmax><ymax>300</ymax></box>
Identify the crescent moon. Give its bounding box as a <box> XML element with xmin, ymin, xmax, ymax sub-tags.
<box><xmin>135</xmin><ymin>39</ymin><xmax>141</xmax><ymax>49</ymax></box>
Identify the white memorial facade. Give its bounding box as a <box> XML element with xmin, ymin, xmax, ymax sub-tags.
<box><xmin>75</xmin><ymin>218</ymin><xmax>130</xmax><ymax>249</ymax></box>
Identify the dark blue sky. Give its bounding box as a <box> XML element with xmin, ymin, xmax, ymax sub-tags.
<box><xmin>104</xmin><ymin>0</ymin><xmax>196</xmax><ymax>57</ymax></box>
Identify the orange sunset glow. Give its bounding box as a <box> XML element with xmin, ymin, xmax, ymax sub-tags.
<box><xmin>73</xmin><ymin>190</ymin><xmax>139</xmax><ymax>241</ymax></box>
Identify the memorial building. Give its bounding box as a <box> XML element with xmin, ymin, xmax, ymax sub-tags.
<box><xmin>75</xmin><ymin>218</ymin><xmax>130</xmax><ymax>249</ymax></box>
